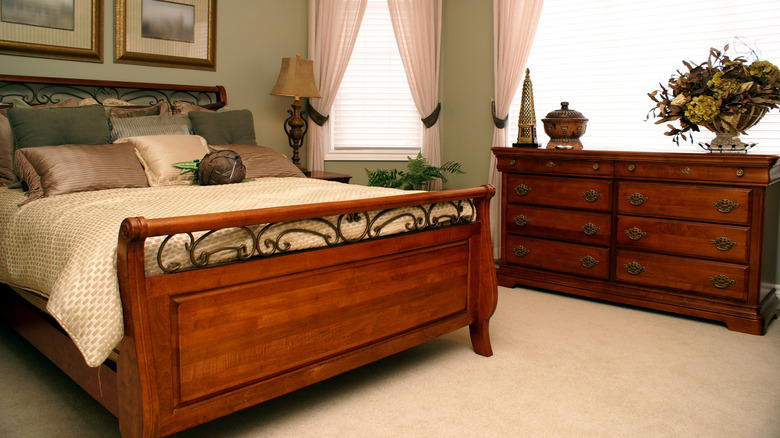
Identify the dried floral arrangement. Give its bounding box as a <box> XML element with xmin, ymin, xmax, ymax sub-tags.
<box><xmin>648</xmin><ymin>44</ymin><xmax>780</xmax><ymax>144</ymax></box>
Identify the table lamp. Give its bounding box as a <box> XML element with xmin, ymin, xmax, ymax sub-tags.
<box><xmin>270</xmin><ymin>54</ymin><xmax>321</xmax><ymax>173</ymax></box>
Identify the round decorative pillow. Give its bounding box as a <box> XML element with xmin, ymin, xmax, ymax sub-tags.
<box><xmin>197</xmin><ymin>150</ymin><xmax>246</xmax><ymax>185</ymax></box>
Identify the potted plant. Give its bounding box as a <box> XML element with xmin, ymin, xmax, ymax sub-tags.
<box><xmin>648</xmin><ymin>44</ymin><xmax>780</xmax><ymax>151</ymax></box>
<box><xmin>365</xmin><ymin>152</ymin><xmax>463</xmax><ymax>190</ymax></box>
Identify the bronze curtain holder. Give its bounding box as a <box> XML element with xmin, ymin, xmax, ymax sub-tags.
<box><xmin>421</xmin><ymin>102</ymin><xmax>441</xmax><ymax>128</ymax></box>
<box><xmin>491</xmin><ymin>101</ymin><xmax>508</xmax><ymax>129</ymax></box>
<box><xmin>306</xmin><ymin>101</ymin><xmax>329</xmax><ymax>126</ymax></box>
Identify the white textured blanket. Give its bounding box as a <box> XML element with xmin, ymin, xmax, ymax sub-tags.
<box><xmin>0</xmin><ymin>178</ymin><xmax>471</xmax><ymax>367</ymax></box>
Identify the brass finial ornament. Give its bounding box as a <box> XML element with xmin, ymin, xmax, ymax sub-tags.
<box><xmin>513</xmin><ymin>69</ymin><xmax>540</xmax><ymax>148</ymax></box>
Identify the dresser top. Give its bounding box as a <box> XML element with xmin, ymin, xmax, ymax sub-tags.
<box><xmin>492</xmin><ymin>146</ymin><xmax>780</xmax><ymax>168</ymax></box>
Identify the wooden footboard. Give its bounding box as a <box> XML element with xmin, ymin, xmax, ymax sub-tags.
<box><xmin>116</xmin><ymin>186</ymin><xmax>497</xmax><ymax>437</ymax></box>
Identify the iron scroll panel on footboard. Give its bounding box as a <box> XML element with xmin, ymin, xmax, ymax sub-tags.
<box><xmin>154</xmin><ymin>198</ymin><xmax>477</xmax><ymax>273</ymax></box>
<box><xmin>120</xmin><ymin>186</ymin><xmax>496</xmax><ymax>269</ymax></box>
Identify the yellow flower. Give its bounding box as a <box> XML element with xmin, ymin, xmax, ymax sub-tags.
<box><xmin>749</xmin><ymin>60</ymin><xmax>779</xmax><ymax>83</ymax></box>
<box><xmin>707</xmin><ymin>72</ymin><xmax>743</xmax><ymax>98</ymax></box>
<box><xmin>685</xmin><ymin>95</ymin><xmax>720</xmax><ymax>124</ymax></box>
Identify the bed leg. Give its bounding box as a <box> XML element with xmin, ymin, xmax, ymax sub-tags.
<box><xmin>469</xmin><ymin>321</ymin><xmax>493</xmax><ymax>357</ymax></box>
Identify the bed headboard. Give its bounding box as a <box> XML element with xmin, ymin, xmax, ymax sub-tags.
<box><xmin>0</xmin><ymin>75</ymin><xmax>227</xmax><ymax>107</ymax></box>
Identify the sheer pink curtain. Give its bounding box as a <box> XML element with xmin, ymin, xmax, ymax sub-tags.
<box><xmin>488</xmin><ymin>0</ymin><xmax>544</xmax><ymax>259</ymax></box>
<box><xmin>307</xmin><ymin>0</ymin><xmax>368</xmax><ymax>172</ymax></box>
<box><xmin>387</xmin><ymin>0</ymin><xmax>442</xmax><ymax>189</ymax></box>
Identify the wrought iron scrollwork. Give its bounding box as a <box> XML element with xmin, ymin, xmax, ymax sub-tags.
<box><xmin>155</xmin><ymin>200</ymin><xmax>475</xmax><ymax>273</ymax></box>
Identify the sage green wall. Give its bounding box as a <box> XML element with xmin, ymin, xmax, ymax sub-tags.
<box><xmin>0</xmin><ymin>0</ymin><xmax>309</xmax><ymax>156</ymax></box>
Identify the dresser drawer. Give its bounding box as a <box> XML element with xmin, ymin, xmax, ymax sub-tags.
<box><xmin>498</xmin><ymin>155</ymin><xmax>613</xmax><ymax>177</ymax></box>
<box><xmin>506</xmin><ymin>174</ymin><xmax>612</xmax><ymax>212</ymax></box>
<box><xmin>616</xmin><ymin>216</ymin><xmax>749</xmax><ymax>263</ymax></box>
<box><xmin>615</xmin><ymin>250</ymin><xmax>748</xmax><ymax>301</ymax></box>
<box><xmin>505</xmin><ymin>204</ymin><xmax>611</xmax><ymax>245</ymax></box>
<box><xmin>505</xmin><ymin>235</ymin><xmax>609</xmax><ymax>279</ymax></box>
<box><xmin>617</xmin><ymin>181</ymin><xmax>751</xmax><ymax>224</ymax></box>
<box><xmin>615</xmin><ymin>160</ymin><xmax>770</xmax><ymax>184</ymax></box>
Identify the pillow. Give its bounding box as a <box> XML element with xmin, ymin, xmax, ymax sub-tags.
<box><xmin>107</xmin><ymin>101</ymin><xmax>172</xmax><ymax>118</ymax></box>
<box><xmin>208</xmin><ymin>144</ymin><xmax>305</xmax><ymax>178</ymax></box>
<box><xmin>7</xmin><ymin>105</ymin><xmax>111</xmax><ymax>149</ymax></box>
<box><xmin>1</xmin><ymin>99</ymin><xmax>85</xmax><ymax>187</ymax></box>
<box><xmin>189</xmin><ymin>109</ymin><xmax>256</xmax><ymax>145</ymax></box>
<box><xmin>173</xmin><ymin>101</ymin><xmax>226</xmax><ymax>114</ymax></box>
<box><xmin>0</xmin><ymin>109</ymin><xmax>13</xmax><ymax>186</ymax></box>
<box><xmin>116</xmin><ymin>135</ymin><xmax>209</xmax><ymax>186</ymax></box>
<box><xmin>109</xmin><ymin>114</ymin><xmax>191</xmax><ymax>142</ymax></box>
<box><xmin>13</xmin><ymin>143</ymin><xmax>149</xmax><ymax>205</ymax></box>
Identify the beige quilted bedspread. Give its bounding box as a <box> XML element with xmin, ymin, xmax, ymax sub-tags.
<box><xmin>0</xmin><ymin>178</ymin><xmax>472</xmax><ymax>367</ymax></box>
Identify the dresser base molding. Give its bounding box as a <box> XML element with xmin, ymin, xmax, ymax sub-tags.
<box><xmin>498</xmin><ymin>266</ymin><xmax>778</xmax><ymax>335</ymax></box>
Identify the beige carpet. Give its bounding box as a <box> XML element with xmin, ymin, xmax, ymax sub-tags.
<box><xmin>1</xmin><ymin>286</ymin><xmax>779</xmax><ymax>438</ymax></box>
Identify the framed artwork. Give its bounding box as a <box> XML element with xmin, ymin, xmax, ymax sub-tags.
<box><xmin>115</xmin><ymin>0</ymin><xmax>216</xmax><ymax>71</ymax></box>
<box><xmin>0</xmin><ymin>0</ymin><xmax>103</xmax><ymax>62</ymax></box>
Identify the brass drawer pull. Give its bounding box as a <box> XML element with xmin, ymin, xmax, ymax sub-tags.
<box><xmin>514</xmin><ymin>184</ymin><xmax>531</xmax><ymax>196</ymax></box>
<box><xmin>626</xmin><ymin>192</ymin><xmax>648</xmax><ymax>206</ymax></box>
<box><xmin>582</xmin><ymin>189</ymin><xmax>602</xmax><ymax>203</ymax></box>
<box><xmin>580</xmin><ymin>223</ymin><xmax>600</xmax><ymax>236</ymax></box>
<box><xmin>512</xmin><ymin>245</ymin><xmax>529</xmax><ymax>258</ymax></box>
<box><xmin>711</xmin><ymin>236</ymin><xmax>737</xmax><ymax>251</ymax></box>
<box><xmin>735</xmin><ymin>169</ymin><xmax>744</xmax><ymax>177</ymax></box>
<box><xmin>592</xmin><ymin>163</ymin><xmax>600</xmax><ymax>171</ymax></box>
<box><xmin>579</xmin><ymin>255</ymin><xmax>599</xmax><ymax>268</ymax></box>
<box><xmin>513</xmin><ymin>215</ymin><xmax>530</xmax><ymax>227</ymax></box>
<box><xmin>546</xmin><ymin>161</ymin><xmax>556</xmax><ymax>168</ymax></box>
<box><xmin>627</xmin><ymin>164</ymin><xmax>636</xmax><ymax>172</ymax></box>
<box><xmin>713</xmin><ymin>199</ymin><xmax>739</xmax><ymax>213</ymax></box>
<box><xmin>624</xmin><ymin>226</ymin><xmax>647</xmax><ymax>241</ymax></box>
<box><xmin>509</xmin><ymin>159</ymin><xmax>516</xmax><ymax>166</ymax></box>
<box><xmin>681</xmin><ymin>167</ymin><xmax>693</xmax><ymax>174</ymax></box>
<box><xmin>709</xmin><ymin>274</ymin><xmax>735</xmax><ymax>289</ymax></box>
<box><xmin>624</xmin><ymin>261</ymin><xmax>645</xmax><ymax>275</ymax></box>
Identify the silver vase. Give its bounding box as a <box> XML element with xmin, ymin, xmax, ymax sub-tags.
<box><xmin>705</xmin><ymin>106</ymin><xmax>767</xmax><ymax>152</ymax></box>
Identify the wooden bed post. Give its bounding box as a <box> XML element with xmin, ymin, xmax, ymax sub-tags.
<box><xmin>469</xmin><ymin>185</ymin><xmax>498</xmax><ymax>357</ymax></box>
<box><xmin>116</xmin><ymin>217</ymin><xmax>160</xmax><ymax>438</ymax></box>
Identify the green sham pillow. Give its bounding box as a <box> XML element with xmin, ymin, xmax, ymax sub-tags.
<box><xmin>189</xmin><ymin>109</ymin><xmax>257</xmax><ymax>145</ymax></box>
<box><xmin>7</xmin><ymin>106</ymin><xmax>111</xmax><ymax>148</ymax></box>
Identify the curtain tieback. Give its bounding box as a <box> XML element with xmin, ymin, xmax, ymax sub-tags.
<box><xmin>306</xmin><ymin>101</ymin><xmax>329</xmax><ymax>126</ymax></box>
<box><xmin>491</xmin><ymin>101</ymin><xmax>508</xmax><ymax>129</ymax></box>
<box><xmin>421</xmin><ymin>102</ymin><xmax>441</xmax><ymax>128</ymax></box>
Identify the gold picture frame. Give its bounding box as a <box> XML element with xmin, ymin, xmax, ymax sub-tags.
<box><xmin>0</xmin><ymin>0</ymin><xmax>103</xmax><ymax>62</ymax></box>
<box><xmin>115</xmin><ymin>0</ymin><xmax>216</xmax><ymax>71</ymax></box>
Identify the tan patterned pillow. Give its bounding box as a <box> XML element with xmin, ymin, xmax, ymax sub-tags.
<box><xmin>13</xmin><ymin>144</ymin><xmax>149</xmax><ymax>205</ymax></box>
<box><xmin>116</xmin><ymin>135</ymin><xmax>209</xmax><ymax>186</ymax></box>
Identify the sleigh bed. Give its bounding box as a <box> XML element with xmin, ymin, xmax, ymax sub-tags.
<box><xmin>0</xmin><ymin>75</ymin><xmax>497</xmax><ymax>437</ymax></box>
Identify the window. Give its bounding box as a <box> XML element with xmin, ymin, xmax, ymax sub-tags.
<box><xmin>509</xmin><ymin>0</ymin><xmax>780</xmax><ymax>151</ymax></box>
<box><xmin>325</xmin><ymin>0</ymin><xmax>422</xmax><ymax>161</ymax></box>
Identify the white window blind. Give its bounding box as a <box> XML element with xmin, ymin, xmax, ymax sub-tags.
<box><xmin>325</xmin><ymin>0</ymin><xmax>422</xmax><ymax>161</ymax></box>
<box><xmin>509</xmin><ymin>0</ymin><xmax>780</xmax><ymax>153</ymax></box>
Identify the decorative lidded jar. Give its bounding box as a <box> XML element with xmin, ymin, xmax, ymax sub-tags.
<box><xmin>541</xmin><ymin>102</ymin><xmax>588</xmax><ymax>149</ymax></box>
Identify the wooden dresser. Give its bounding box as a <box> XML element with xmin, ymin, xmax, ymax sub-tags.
<box><xmin>492</xmin><ymin>148</ymin><xmax>780</xmax><ymax>334</ymax></box>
